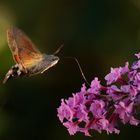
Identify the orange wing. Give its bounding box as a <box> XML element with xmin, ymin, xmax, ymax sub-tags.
<box><xmin>7</xmin><ymin>26</ymin><xmax>43</xmax><ymax>70</ymax></box>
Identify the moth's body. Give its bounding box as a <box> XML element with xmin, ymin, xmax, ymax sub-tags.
<box><xmin>3</xmin><ymin>26</ymin><xmax>59</xmax><ymax>84</ymax></box>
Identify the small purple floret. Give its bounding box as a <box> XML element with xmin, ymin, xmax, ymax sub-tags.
<box><xmin>135</xmin><ymin>53</ymin><xmax>140</xmax><ymax>59</ymax></box>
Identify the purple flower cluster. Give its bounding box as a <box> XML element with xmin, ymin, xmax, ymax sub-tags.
<box><xmin>57</xmin><ymin>53</ymin><xmax>140</xmax><ymax>136</ymax></box>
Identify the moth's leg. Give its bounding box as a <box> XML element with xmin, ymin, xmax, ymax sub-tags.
<box><xmin>41</xmin><ymin>67</ymin><xmax>49</xmax><ymax>74</ymax></box>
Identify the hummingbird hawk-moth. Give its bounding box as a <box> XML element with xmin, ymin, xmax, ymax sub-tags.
<box><xmin>3</xmin><ymin>26</ymin><xmax>60</xmax><ymax>84</ymax></box>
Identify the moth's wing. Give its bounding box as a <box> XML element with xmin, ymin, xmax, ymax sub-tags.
<box><xmin>7</xmin><ymin>26</ymin><xmax>43</xmax><ymax>70</ymax></box>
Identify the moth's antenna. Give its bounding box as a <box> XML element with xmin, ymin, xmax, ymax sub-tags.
<box><xmin>53</xmin><ymin>44</ymin><xmax>64</xmax><ymax>55</ymax></box>
<box><xmin>63</xmin><ymin>57</ymin><xmax>90</xmax><ymax>86</ymax></box>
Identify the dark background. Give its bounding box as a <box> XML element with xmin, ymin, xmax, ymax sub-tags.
<box><xmin>0</xmin><ymin>0</ymin><xmax>140</xmax><ymax>140</ymax></box>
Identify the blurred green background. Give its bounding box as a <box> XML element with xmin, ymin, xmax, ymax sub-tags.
<box><xmin>0</xmin><ymin>0</ymin><xmax>140</xmax><ymax>140</ymax></box>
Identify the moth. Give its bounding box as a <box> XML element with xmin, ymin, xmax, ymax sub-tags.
<box><xmin>3</xmin><ymin>26</ymin><xmax>60</xmax><ymax>84</ymax></box>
